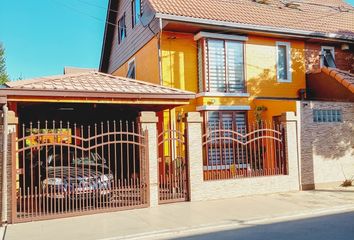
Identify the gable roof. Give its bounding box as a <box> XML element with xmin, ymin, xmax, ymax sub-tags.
<box><xmin>100</xmin><ymin>0</ymin><xmax>354</xmax><ymax>72</ymax></box>
<box><xmin>1</xmin><ymin>71</ymin><xmax>195</xmax><ymax>99</ymax></box>
<box><xmin>321</xmin><ymin>67</ymin><xmax>354</xmax><ymax>93</ymax></box>
<box><xmin>151</xmin><ymin>0</ymin><xmax>354</xmax><ymax>40</ymax></box>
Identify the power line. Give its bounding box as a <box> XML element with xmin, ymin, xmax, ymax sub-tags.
<box><xmin>74</xmin><ymin>0</ymin><xmax>120</xmax><ymax>14</ymax></box>
<box><xmin>52</xmin><ymin>0</ymin><xmax>123</xmax><ymax>29</ymax></box>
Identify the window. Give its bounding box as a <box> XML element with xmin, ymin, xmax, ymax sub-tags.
<box><xmin>202</xmin><ymin>39</ymin><xmax>245</xmax><ymax>93</ymax></box>
<box><xmin>313</xmin><ymin>109</ymin><xmax>342</xmax><ymax>123</ymax></box>
<box><xmin>118</xmin><ymin>14</ymin><xmax>127</xmax><ymax>44</ymax></box>
<box><xmin>276</xmin><ymin>42</ymin><xmax>292</xmax><ymax>82</ymax></box>
<box><xmin>126</xmin><ymin>59</ymin><xmax>136</xmax><ymax>79</ymax></box>
<box><xmin>131</xmin><ymin>0</ymin><xmax>141</xmax><ymax>28</ymax></box>
<box><xmin>321</xmin><ymin>46</ymin><xmax>336</xmax><ymax>68</ymax></box>
<box><xmin>206</xmin><ymin>111</ymin><xmax>246</xmax><ymax>165</ymax></box>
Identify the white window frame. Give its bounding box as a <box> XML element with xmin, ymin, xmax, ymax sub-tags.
<box><xmin>126</xmin><ymin>58</ymin><xmax>136</xmax><ymax>79</ymax></box>
<box><xmin>320</xmin><ymin>46</ymin><xmax>335</xmax><ymax>68</ymax></box>
<box><xmin>276</xmin><ymin>41</ymin><xmax>292</xmax><ymax>83</ymax></box>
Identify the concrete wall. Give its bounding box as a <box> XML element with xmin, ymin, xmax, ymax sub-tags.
<box><xmin>0</xmin><ymin>110</ymin><xmax>16</xmax><ymax>224</ymax></box>
<box><xmin>299</xmin><ymin>101</ymin><xmax>354</xmax><ymax>189</ymax></box>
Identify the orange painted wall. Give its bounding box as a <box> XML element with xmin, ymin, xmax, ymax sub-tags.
<box><xmin>111</xmin><ymin>32</ymin><xmax>304</xmax><ymax>124</ymax></box>
<box><xmin>112</xmin><ymin>37</ymin><xmax>160</xmax><ymax>85</ymax></box>
<box><xmin>246</xmin><ymin>36</ymin><xmax>306</xmax><ymax>98</ymax></box>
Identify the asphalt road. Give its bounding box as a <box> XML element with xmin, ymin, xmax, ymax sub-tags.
<box><xmin>173</xmin><ymin>211</ymin><xmax>354</xmax><ymax>240</ymax></box>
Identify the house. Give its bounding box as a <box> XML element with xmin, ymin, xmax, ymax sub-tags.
<box><xmin>0</xmin><ymin>0</ymin><xmax>353</xmax><ymax>224</ymax></box>
<box><xmin>100</xmin><ymin>0</ymin><xmax>354</xmax><ymax>187</ymax></box>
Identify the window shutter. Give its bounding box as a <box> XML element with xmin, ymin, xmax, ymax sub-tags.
<box><xmin>226</xmin><ymin>41</ymin><xmax>244</xmax><ymax>92</ymax></box>
<box><xmin>206</xmin><ymin>39</ymin><xmax>226</xmax><ymax>92</ymax></box>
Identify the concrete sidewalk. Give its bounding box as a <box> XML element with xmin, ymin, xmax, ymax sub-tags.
<box><xmin>3</xmin><ymin>187</ymin><xmax>354</xmax><ymax>240</ymax></box>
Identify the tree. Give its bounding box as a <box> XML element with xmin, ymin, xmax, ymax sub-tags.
<box><xmin>0</xmin><ymin>43</ymin><xmax>9</xmax><ymax>84</ymax></box>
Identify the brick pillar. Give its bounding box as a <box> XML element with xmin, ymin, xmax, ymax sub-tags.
<box><xmin>281</xmin><ymin>112</ymin><xmax>301</xmax><ymax>190</ymax></box>
<box><xmin>139</xmin><ymin>111</ymin><xmax>159</xmax><ymax>207</ymax></box>
<box><xmin>185</xmin><ymin>112</ymin><xmax>204</xmax><ymax>202</ymax></box>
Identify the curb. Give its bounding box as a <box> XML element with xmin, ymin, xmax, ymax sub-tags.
<box><xmin>99</xmin><ymin>204</ymin><xmax>354</xmax><ymax>240</ymax></box>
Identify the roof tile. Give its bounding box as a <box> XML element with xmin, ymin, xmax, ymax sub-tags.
<box><xmin>149</xmin><ymin>0</ymin><xmax>354</xmax><ymax>38</ymax></box>
<box><xmin>4</xmin><ymin>72</ymin><xmax>195</xmax><ymax>96</ymax></box>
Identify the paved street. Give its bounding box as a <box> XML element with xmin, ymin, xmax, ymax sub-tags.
<box><xmin>172</xmin><ymin>211</ymin><xmax>354</xmax><ymax>240</ymax></box>
<box><xmin>3</xmin><ymin>187</ymin><xmax>354</xmax><ymax>240</ymax></box>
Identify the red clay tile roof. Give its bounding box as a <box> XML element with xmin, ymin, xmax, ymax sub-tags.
<box><xmin>321</xmin><ymin>67</ymin><xmax>354</xmax><ymax>93</ymax></box>
<box><xmin>3</xmin><ymin>71</ymin><xmax>195</xmax><ymax>98</ymax></box>
<box><xmin>150</xmin><ymin>0</ymin><xmax>354</xmax><ymax>39</ymax></box>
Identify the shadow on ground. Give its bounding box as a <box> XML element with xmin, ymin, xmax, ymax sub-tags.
<box><xmin>172</xmin><ymin>211</ymin><xmax>354</xmax><ymax>240</ymax></box>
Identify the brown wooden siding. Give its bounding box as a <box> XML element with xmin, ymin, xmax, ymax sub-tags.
<box><xmin>305</xmin><ymin>42</ymin><xmax>354</xmax><ymax>73</ymax></box>
<box><xmin>108</xmin><ymin>0</ymin><xmax>160</xmax><ymax>74</ymax></box>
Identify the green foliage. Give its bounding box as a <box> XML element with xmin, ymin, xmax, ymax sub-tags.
<box><xmin>254</xmin><ymin>105</ymin><xmax>268</xmax><ymax>125</ymax></box>
<box><xmin>0</xmin><ymin>43</ymin><xmax>9</xmax><ymax>84</ymax></box>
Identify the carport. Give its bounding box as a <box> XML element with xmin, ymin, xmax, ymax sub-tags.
<box><xmin>0</xmin><ymin>71</ymin><xmax>194</xmax><ymax>223</ymax></box>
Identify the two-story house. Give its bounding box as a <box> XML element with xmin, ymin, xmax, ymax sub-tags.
<box><xmin>100</xmin><ymin>0</ymin><xmax>354</xmax><ymax>166</ymax></box>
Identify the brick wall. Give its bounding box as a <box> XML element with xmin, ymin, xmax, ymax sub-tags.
<box><xmin>305</xmin><ymin>42</ymin><xmax>354</xmax><ymax>73</ymax></box>
<box><xmin>300</xmin><ymin>101</ymin><xmax>354</xmax><ymax>189</ymax></box>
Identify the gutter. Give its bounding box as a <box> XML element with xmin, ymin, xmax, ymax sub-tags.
<box><xmin>158</xmin><ymin>18</ymin><xmax>163</xmax><ymax>86</ymax></box>
<box><xmin>155</xmin><ymin>13</ymin><xmax>354</xmax><ymax>43</ymax></box>
<box><xmin>1</xmin><ymin>104</ymin><xmax>8</xmax><ymax>224</ymax></box>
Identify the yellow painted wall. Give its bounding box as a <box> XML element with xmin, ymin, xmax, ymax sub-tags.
<box><xmin>161</xmin><ymin>32</ymin><xmax>198</xmax><ymax>92</ymax></box>
<box><xmin>158</xmin><ymin>33</ymin><xmax>304</xmax><ymax>127</ymax></box>
<box><xmin>112</xmin><ymin>37</ymin><xmax>160</xmax><ymax>85</ymax></box>
<box><xmin>246</xmin><ymin>36</ymin><xmax>306</xmax><ymax>98</ymax></box>
<box><xmin>111</xmin><ymin>32</ymin><xmax>305</xmax><ymax>126</ymax></box>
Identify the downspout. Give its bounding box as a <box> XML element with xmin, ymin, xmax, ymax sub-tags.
<box><xmin>1</xmin><ymin>104</ymin><xmax>8</xmax><ymax>224</ymax></box>
<box><xmin>158</xmin><ymin>17</ymin><xmax>163</xmax><ymax>86</ymax></box>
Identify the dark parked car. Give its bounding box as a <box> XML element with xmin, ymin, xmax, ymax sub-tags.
<box><xmin>33</xmin><ymin>146</ymin><xmax>114</xmax><ymax>200</ymax></box>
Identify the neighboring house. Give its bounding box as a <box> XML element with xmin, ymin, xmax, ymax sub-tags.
<box><xmin>99</xmin><ymin>0</ymin><xmax>354</xmax><ymax>182</ymax></box>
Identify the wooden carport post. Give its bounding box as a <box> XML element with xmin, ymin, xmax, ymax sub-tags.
<box><xmin>139</xmin><ymin>112</ymin><xmax>159</xmax><ymax>207</ymax></box>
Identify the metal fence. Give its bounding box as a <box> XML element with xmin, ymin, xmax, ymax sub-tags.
<box><xmin>202</xmin><ymin>121</ymin><xmax>286</xmax><ymax>181</ymax></box>
<box><xmin>12</xmin><ymin>120</ymin><xmax>149</xmax><ymax>222</ymax></box>
<box><xmin>158</xmin><ymin>127</ymin><xmax>188</xmax><ymax>204</ymax></box>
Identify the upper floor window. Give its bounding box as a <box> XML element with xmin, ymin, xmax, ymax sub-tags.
<box><xmin>200</xmin><ymin>38</ymin><xmax>245</xmax><ymax>93</ymax></box>
<box><xmin>118</xmin><ymin>14</ymin><xmax>127</xmax><ymax>44</ymax></box>
<box><xmin>131</xmin><ymin>0</ymin><xmax>141</xmax><ymax>28</ymax></box>
<box><xmin>320</xmin><ymin>46</ymin><xmax>336</xmax><ymax>68</ymax></box>
<box><xmin>127</xmin><ymin>58</ymin><xmax>136</xmax><ymax>79</ymax></box>
<box><xmin>276</xmin><ymin>42</ymin><xmax>292</xmax><ymax>82</ymax></box>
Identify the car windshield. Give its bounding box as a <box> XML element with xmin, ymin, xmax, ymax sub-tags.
<box><xmin>47</xmin><ymin>149</ymin><xmax>105</xmax><ymax>167</ymax></box>
<box><xmin>74</xmin><ymin>152</ymin><xmax>105</xmax><ymax>166</ymax></box>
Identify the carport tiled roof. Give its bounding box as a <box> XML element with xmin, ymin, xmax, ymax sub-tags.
<box><xmin>4</xmin><ymin>71</ymin><xmax>195</xmax><ymax>97</ymax></box>
<box><xmin>150</xmin><ymin>0</ymin><xmax>354</xmax><ymax>39</ymax></box>
<box><xmin>321</xmin><ymin>67</ymin><xmax>354</xmax><ymax>93</ymax></box>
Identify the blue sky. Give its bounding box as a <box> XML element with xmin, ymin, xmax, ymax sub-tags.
<box><xmin>0</xmin><ymin>0</ymin><xmax>108</xmax><ymax>80</ymax></box>
<box><xmin>0</xmin><ymin>0</ymin><xmax>353</xmax><ymax>80</ymax></box>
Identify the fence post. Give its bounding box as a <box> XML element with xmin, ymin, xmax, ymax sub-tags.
<box><xmin>0</xmin><ymin>109</ymin><xmax>18</xmax><ymax>224</ymax></box>
<box><xmin>281</xmin><ymin>112</ymin><xmax>301</xmax><ymax>190</ymax></box>
<box><xmin>185</xmin><ymin>112</ymin><xmax>204</xmax><ymax>201</ymax></box>
<box><xmin>139</xmin><ymin>111</ymin><xmax>159</xmax><ymax>207</ymax></box>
